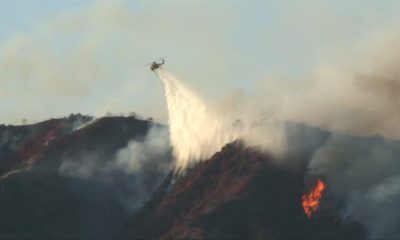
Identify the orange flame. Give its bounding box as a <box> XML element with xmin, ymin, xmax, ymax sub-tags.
<box><xmin>302</xmin><ymin>179</ymin><xmax>326</xmax><ymax>218</ymax></box>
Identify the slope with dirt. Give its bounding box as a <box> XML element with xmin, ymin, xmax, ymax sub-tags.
<box><xmin>0</xmin><ymin>115</ymin><xmax>171</xmax><ymax>239</ymax></box>
<box><xmin>124</xmin><ymin>141</ymin><xmax>365</xmax><ymax>239</ymax></box>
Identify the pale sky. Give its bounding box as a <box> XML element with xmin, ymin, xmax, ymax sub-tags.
<box><xmin>1</xmin><ymin>0</ymin><xmax>400</xmax><ymax>125</ymax></box>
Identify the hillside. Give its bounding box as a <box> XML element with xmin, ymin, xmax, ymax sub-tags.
<box><xmin>1</xmin><ymin>115</ymin><xmax>396</xmax><ymax>239</ymax></box>
<box><xmin>0</xmin><ymin>114</ymin><xmax>91</xmax><ymax>177</ymax></box>
<box><xmin>124</xmin><ymin>141</ymin><xmax>365</xmax><ymax>239</ymax></box>
<box><xmin>0</xmin><ymin>115</ymin><xmax>172</xmax><ymax>238</ymax></box>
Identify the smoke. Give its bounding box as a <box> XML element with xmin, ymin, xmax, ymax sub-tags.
<box><xmin>112</xmin><ymin>125</ymin><xmax>172</xmax><ymax>211</ymax></box>
<box><xmin>239</xmin><ymin>28</ymin><xmax>400</xmax><ymax>238</ymax></box>
<box><xmin>2</xmin><ymin>1</ymin><xmax>400</xmax><ymax>236</ymax></box>
<box><xmin>71</xmin><ymin>116</ymin><xmax>95</xmax><ymax>132</ymax></box>
<box><xmin>277</xmin><ymin>30</ymin><xmax>400</xmax><ymax>238</ymax></box>
<box><xmin>115</xmin><ymin>126</ymin><xmax>171</xmax><ymax>174</ymax></box>
<box><xmin>156</xmin><ymin>26</ymin><xmax>400</xmax><ymax>237</ymax></box>
<box><xmin>0</xmin><ymin>1</ymin><xmax>238</xmax><ymax>125</ymax></box>
<box><xmin>278</xmin><ymin>30</ymin><xmax>400</xmax><ymax>140</ymax></box>
<box><xmin>59</xmin><ymin>125</ymin><xmax>172</xmax><ymax>212</ymax></box>
<box><xmin>59</xmin><ymin>151</ymin><xmax>102</xmax><ymax>179</ymax></box>
<box><xmin>305</xmin><ymin>134</ymin><xmax>400</xmax><ymax>238</ymax></box>
<box><xmin>157</xmin><ymin>69</ymin><xmax>285</xmax><ymax>171</ymax></box>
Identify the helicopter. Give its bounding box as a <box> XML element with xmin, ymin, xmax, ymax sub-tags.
<box><xmin>144</xmin><ymin>58</ymin><xmax>165</xmax><ymax>73</ymax></box>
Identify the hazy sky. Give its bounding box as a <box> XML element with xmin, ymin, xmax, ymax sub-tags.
<box><xmin>1</xmin><ymin>0</ymin><xmax>400</xmax><ymax>125</ymax></box>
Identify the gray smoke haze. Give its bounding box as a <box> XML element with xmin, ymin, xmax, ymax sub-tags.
<box><xmin>275</xmin><ymin>31</ymin><xmax>400</xmax><ymax>238</ymax></box>
<box><xmin>2</xmin><ymin>1</ymin><xmax>400</xmax><ymax>237</ymax></box>
<box><xmin>3</xmin><ymin>1</ymin><xmax>400</xmax><ymax>126</ymax></box>
<box><xmin>152</xmin><ymin>25</ymin><xmax>400</xmax><ymax>237</ymax></box>
<box><xmin>59</xmin><ymin>125</ymin><xmax>172</xmax><ymax>212</ymax></box>
<box><xmin>278</xmin><ymin>30</ymin><xmax>400</xmax><ymax>139</ymax></box>
<box><xmin>306</xmin><ymin>134</ymin><xmax>400</xmax><ymax>238</ymax></box>
<box><xmin>0</xmin><ymin>1</ymin><xmax>239</xmax><ymax>124</ymax></box>
<box><xmin>154</xmin><ymin>29</ymin><xmax>400</xmax><ymax>237</ymax></box>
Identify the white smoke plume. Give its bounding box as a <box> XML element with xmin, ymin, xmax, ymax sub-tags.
<box><xmin>115</xmin><ymin>126</ymin><xmax>171</xmax><ymax>174</ymax></box>
<box><xmin>59</xmin><ymin>125</ymin><xmax>172</xmax><ymax>212</ymax></box>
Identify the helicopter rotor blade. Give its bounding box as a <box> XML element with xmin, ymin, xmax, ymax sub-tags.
<box><xmin>143</xmin><ymin>62</ymin><xmax>153</xmax><ymax>67</ymax></box>
<box><xmin>154</xmin><ymin>55</ymin><xmax>167</xmax><ymax>62</ymax></box>
<box><xmin>142</xmin><ymin>55</ymin><xmax>167</xmax><ymax>68</ymax></box>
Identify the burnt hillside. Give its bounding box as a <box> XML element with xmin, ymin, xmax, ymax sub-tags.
<box><xmin>124</xmin><ymin>141</ymin><xmax>365</xmax><ymax>239</ymax></box>
<box><xmin>0</xmin><ymin>115</ymin><xmax>172</xmax><ymax>239</ymax></box>
<box><xmin>0</xmin><ymin>114</ymin><xmax>91</xmax><ymax>177</ymax></box>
